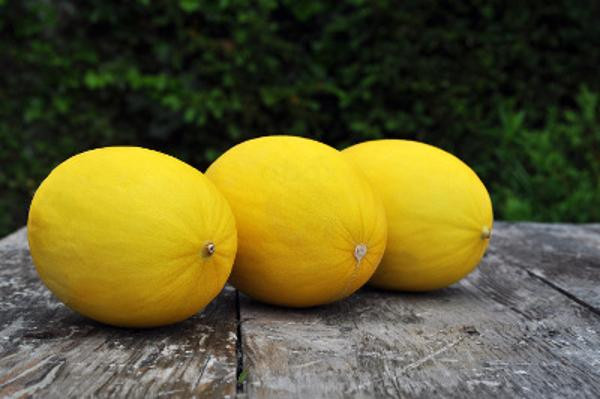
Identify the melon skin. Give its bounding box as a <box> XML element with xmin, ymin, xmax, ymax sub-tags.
<box><xmin>27</xmin><ymin>147</ymin><xmax>237</xmax><ymax>327</ymax></box>
<box><xmin>206</xmin><ymin>136</ymin><xmax>387</xmax><ymax>307</ymax></box>
<box><xmin>342</xmin><ymin>140</ymin><xmax>493</xmax><ymax>291</ymax></box>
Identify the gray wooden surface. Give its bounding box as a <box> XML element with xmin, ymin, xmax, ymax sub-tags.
<box><xmin>0</xmin><ymin>229</ymin><xmax>237</xmax><ymax>398</ymax></box>
<box><xmin>1</xmin><ymin>223</ymin><xmax>599</xmax><ymax>398</ymax></box>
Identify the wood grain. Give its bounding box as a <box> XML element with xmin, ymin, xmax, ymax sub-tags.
<box><xmin>2</xmin><ymin>223</ymin><xmax>599</xmax><ymax>398</ymax></box>
<box><xmin>239</xmin><ymin>224</ymin><xmax>600</xmax><ymax>398</ymax></box>
<box><xmin>492</xmin><ymin>222</ymin><xmax>600</xmax><ymax>311</ymax></box>
<box><xmin>0</xmin><ymin>228</ymin><xmax>238</xmax><ymax>398</ymax></box>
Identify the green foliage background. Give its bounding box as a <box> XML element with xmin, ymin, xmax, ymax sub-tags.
<box><xmin>1</xmin><ymin>0</ymin><xmax>599</xmax><ymax>236</ymax></box>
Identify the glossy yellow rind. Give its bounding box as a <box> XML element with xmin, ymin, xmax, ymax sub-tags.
<box><xmin>206</xmin><ymin>136</ymin><xmax>387</xmax><ymax>307</ymax></box>
<box><xmin>27</xmin><ymin>147</ymin><xmax>237</xmax><ymax>327</ymax></box>
<box><xmin>342</xmin><ymin>140</ymin><xmax>493</xmax><ymax>291</ymax></box>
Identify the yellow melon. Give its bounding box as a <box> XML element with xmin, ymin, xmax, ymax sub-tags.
<box><xmin>27</xmin><ymin>147</ymin><xmax>237</xmax><ymax>327</ymax></box>
<box><xmin>205</xmin><ymin>136</ymin><xmax>387</xmax><ymax>307</ymax></box>
<box><xmin>342</xmin><ymin>140</ymin><xmax>493</xmax><ymax>291</ymax></box>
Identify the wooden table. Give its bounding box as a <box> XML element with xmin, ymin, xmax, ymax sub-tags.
<box><xmin>0</xmin><ymin>223</ymin><xmax>599</xmax><ymax>398</ymax></box>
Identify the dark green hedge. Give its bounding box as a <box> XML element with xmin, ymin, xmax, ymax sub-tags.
<box><xmin>1</xmin><ymin>0</ymin><xmax>600</xmax><ymax>236</ymax></box>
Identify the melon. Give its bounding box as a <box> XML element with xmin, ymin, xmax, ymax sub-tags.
<box><xmin>28</xmin><ymin>147</ymin><xmax>237</xmax><ymax>327</ymax></box>
<box><xmin>206</xmin><ymin>136</ymin><xmax>387</xmax><ymax>307</ymax></box>
<box><xmin>342</xmin><ymin>140</ymin><xmax>493</xmax><ymax>291</ymax></box>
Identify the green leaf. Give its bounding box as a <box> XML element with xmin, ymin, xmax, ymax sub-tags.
<box><xmin>162</xmin><ymin>94</ymin><xmax>182</xmax><ymax>111</ymax></box>
<box><xmin>23</xmin><ymin>98</ymin><xmax>44</xmax><ymax>123</ymax></box>
<box><xmin>237</xmin><ymin>369</ymin><xmax>249</xmax><ymax>385</ymax></box>
<box><xmin>179</xmin><ymin>0</ymin><xmax>200</xmax><ymax>13</ymax></box>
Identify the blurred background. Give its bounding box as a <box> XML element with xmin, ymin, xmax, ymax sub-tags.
<box><xmin>1</xmin><ymin>0</ymin><xmax>599</xmax><ymax>237</ymax></box>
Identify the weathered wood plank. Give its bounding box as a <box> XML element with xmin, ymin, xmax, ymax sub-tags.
<box><xmin>2</xmin><ymin>223</ymin><xmax>599</xmax><ymax>398</ymax></box>
<box><xmin>0</xmin><ymin>227</ymin><xmax>27</xmax><ymax>251</ymax></box>
<box><xmin>0</xmin><ymin>229</ymin><xmax>238</xmax><ymax>398</ymax></box>
<box><xmin>239</xmin><ymin>224</ymin><xmax>600</xmax><ymax>398</ymax></box>
<box><xmin>492</xmin><ymin>222</ymin><xmax>600</xmax><ymax>310</ymax></box>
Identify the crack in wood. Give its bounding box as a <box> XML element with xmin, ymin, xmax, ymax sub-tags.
<box><xmin>235</xmin><ymin>289</ymin><xmax>245</xmax><ymax>394</ymax></box>
<box><xmin>525</xmin><ymin>270</ymin><xmax>600</xmax><ymax>317</ymax></box>
<box><xmin>491</xmin><ymin>222</ymin><xmax>600</xmax><ymax>310</ymax></box>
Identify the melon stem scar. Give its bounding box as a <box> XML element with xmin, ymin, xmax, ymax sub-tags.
<box><xmin>481</xmin><ymin>226</ymin><xmax>491</xmax><ymax>240</ymax></box>
<box><xmin>204</xmin><ymin>242</ymin><xmax>216</xmax><ymax>257</ymax></box>
<box><xmin>354</xmin><ymin>244</ymin><xmax>367</xmax><ymax>262</ymax></box>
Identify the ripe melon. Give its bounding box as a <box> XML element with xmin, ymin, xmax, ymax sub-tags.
<box><xmin>205</xmin><ymin>136</ymin><xmax>387</xmax><ymax>307</ymax></box>
<box><xmin>27</xmin><ymin>147</ymin><xmax>237</xmax><ymax>327</ymax></box>
<box><xmin>342</xmin><ymin>140</ymin><xmax>493</xmax><ymax>291</ymax></box>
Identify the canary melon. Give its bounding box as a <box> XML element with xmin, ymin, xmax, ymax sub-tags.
<box><xmin>342</xmin><ymin>140</ymin><xmax>493</xmax><ymax>291</ymax></box>
<box><xmin>205</xmin><ymin>136</ymin><xmax>387</xmax><ymax>307</ymax></box>
<box><xmin>27</xmin><ymin>147</ymin><xmax>237</xmax><ymax>327</ymax></box>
